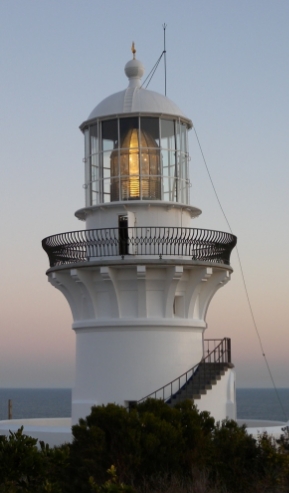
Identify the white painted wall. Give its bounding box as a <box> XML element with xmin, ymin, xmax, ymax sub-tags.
<box><xmin>194</xmin><ymin>368</ymin><xmax>236</xmax><ymax>422</ymax></box>
<box><xmin>75</xmin><ymin>201</ymin><xmax>200</xmax><ymax>229</ymax></box>
<box><xmin>72</xmin><ymin>327</ymin><xmax>203</xmax><ymax>421</ymax></box>
<box><xmin>49</xmin><ymin>262</ymin><xmax>232</xmax><ymax>424</ymax></box>
<box><xmin>51</xmin><ymin>264</ymin><xmax>230</xmax><ymax>323</ymax></box>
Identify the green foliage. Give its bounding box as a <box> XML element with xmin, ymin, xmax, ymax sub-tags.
<box><xmin>0</xmin><ymin>427</ymin><xmax>63</xmax><ymax>492</ymax></box>
<box><xmin>39</xmin><ymin>442</ymin><xmax>70</xmax><ymax>492</ymax></box>
<box><xmin>132</xmin><ymin>399</ymin><xmax>185</xmax><ymax>478</ymax></box>
<box><xmin>277</xmin><ymin>426</ymin><xmax>289</xmax><ymax>452</ymax></box>
<box><xmin>209</xmin><ymin>419</ymin><xmax>261</xmax><ymax>492</ymax></box>
<box><xmin>89</xmin><ymin>466</ymin><xmax>135</xmax><ymax>493</ymax></box>
<box><xmin>1</xmin><ymin>402</ymin><xmax>289</xmax><ymax>493</ymax></box>
<box><xmin>0</xmin><ymin>426</ymin><xmax>44</xmax><ymax>491</ymax></box>
<box><xmin>68</xmin><ymin>398</ymin><xmax>219</xmax><ymax>491</ymax></box>
<box><xmin>69</xmin><ymin>403</ymin><xmax>141</xmax><ymax>491</ymax></box>
<box><xmin>173</xmin><ymin>400</ymin><xmax>215</xmax><ymax>469</ymax></box>
<box><xmin>69</xmin><ymin>400</ymin><xmax>289</xmax><ymax>493</ymax></box>
<box><xmin>257</xmin><ymin>431</ymin><xmax>289</xmax><ymax>492</ymax></box>
<box><xmin>69</xmin><ymin>400</ymin><xmax>223</xmax><ymax>491</ymax></box>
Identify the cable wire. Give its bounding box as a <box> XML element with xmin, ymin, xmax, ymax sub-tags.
<box><xmin>141</xmin><ymin>24</ymin><xmax>167</xmax><ymax>93</ymax></box>
<box><xmin>141</xmin><ymin>51</ymin><xmax>164</xmax><ymax>89</ymax></box>
<box><xmin>163</xmin><ymin>23</ymin><xmax>167</xmax><ymax>96</ymax></box>
<box><xmin>193</xmin><ymin>125</ymin><xmax>288</xmax><ymax>422</ymax></box>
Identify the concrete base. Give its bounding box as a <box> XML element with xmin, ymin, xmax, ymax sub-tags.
<box><xmin>237</xmin><ymin>418</ymin><xmax>289</xmax><ymax>439</ymax></box>
<box><xmin>0</xmin><ymin>417</ymin><xmax>288</xmax><ymax>447</ymax></box>
<box><xmin>0</xmin><ymin>418</ymin><xmax>72</xmax><ymax>447</ymax></box>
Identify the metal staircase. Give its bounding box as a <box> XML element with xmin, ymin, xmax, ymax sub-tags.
<box><xmin>167</xmin><ymin>361</ymin><xmax>232</xmax><ymax>406</ymax></box>
<box><xmin>138</xmin><ymin>338</ymin><xmax>233</xmax><ymax>406</ymax></box>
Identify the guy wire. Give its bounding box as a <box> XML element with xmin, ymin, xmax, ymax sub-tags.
<box><xmin>193</xmin><ymin>125</ymin><xmax>288</xmax><ymax>422</ymax></box>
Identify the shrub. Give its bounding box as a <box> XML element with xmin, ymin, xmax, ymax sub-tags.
<box><xmin>2</xmin><ymin>402</ymin><xmax>289</xmax><ymax>493</ymax></box>
<box><xmin>69</xmin><ymin>400</ymin><xmax>218</xmax><ymax>491</ymax></box>
<box><xmin>0</xmin><ymin>427</ymin><xmax>64</xmax><ymax>492</ymax></box>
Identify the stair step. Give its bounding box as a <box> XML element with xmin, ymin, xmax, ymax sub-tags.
<box><xmin>174</xmin><ymin>389</ymin><xmax>207</xmax><ymax>399</ymax></box>
<box><xmin>166</xmin><ymin>360</ymin><xmax>232</xmax><ymax>408</ymax></box>
<box><xmin>189</xmin><ymin>384</ymin><xmax>212</xmax><ymax>391</ymax></box>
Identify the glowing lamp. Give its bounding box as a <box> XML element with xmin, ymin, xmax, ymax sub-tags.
<box><xmin>111</xmin><ymin>127</ymin><xmax>161</xmax><ymax>201</ymax></box>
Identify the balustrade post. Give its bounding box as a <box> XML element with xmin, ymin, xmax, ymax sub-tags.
<box><xmin>227</xmin><ymin>338</ymin><xmax>231</xmax><ymax>363</ymax></box>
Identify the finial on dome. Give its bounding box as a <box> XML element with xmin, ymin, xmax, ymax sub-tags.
<box><xmin>131</xmin><ymin>42</ymin><xmax>136</xmax><ymax>59</ymax></box>
<box><xmin>124</xmin><ymin>45</ymin><xmax>144</xmax><ymax>86</ymax></box>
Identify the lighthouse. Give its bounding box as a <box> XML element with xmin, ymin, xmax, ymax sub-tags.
<box><xmin>42</xmin><ymin>47</ymin><xmax>237</xmax><ymax>424</ymax></box>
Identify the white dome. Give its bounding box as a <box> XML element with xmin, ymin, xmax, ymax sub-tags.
<box><xmin>84</xmin><ymin>57</ymin><xmax>191</xmax><ymax>126</ymax></box>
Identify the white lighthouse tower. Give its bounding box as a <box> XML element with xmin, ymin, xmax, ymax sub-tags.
<box><xmin>42</xmin><ymin>48</ymin><xmax>237</xmax><ymax>424</ymax></box>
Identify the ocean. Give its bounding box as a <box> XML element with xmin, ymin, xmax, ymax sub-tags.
<box><xmin>0</xmin><ymin>389</ymin><xmax>71</xmax><ymax>420</ymax></box>
<box><xmin>0</xmin><ymin>388</ymin><xmax>289</xmax><ymax>422</ymax></box>
<box><xmin>236</xmin><ymin>388</ymin><xmax>289</xmax><ymax>422</ymax></box>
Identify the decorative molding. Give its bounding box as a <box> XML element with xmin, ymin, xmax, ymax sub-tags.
<box><xmin>137</xmin><ymin>265</ymin><xmax>147</xmax><ymax>317</ymax></box>
<box><xmin>164</xmin><ymin>266</ymin><xmax>183</xmax><ymax>317</ymax></box>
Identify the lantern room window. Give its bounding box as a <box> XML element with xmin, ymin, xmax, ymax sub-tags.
<box><xmin>84</xmin><ymin>116</ymin><xmax>190</xmax><ymax>206</ymax></box>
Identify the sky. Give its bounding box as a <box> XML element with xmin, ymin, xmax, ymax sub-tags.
<box><xmin>0</xmin><ymin>0</ymin><xmax>289</xmax><ymax>390</ymax></box>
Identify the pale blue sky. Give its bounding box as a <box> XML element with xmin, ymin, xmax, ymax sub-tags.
<box><xmin>0</xmin><ymin>0</ymin><xmax>289</xmax><ymax>388</ymax></box>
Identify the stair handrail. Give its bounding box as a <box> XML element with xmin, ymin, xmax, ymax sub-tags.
<box><xmin>137</xmin><ymin>337</ymin><xmax>231</xmax><ymax>404</ymax></box>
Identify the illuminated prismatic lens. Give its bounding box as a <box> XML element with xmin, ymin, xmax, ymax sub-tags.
<box><xmin>111</xmin><ymin>126</ymin><xmax>160</xmax><ymax>201</ymax></box>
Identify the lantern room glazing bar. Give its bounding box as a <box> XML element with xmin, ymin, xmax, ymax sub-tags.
<box><xmin>82</xmin><ymin>116</ymin><xmax>191</xmax><ymax>206</ymax></box>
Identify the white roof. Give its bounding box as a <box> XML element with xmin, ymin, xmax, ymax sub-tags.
<box><xmin>84</xmin><ymin>57</ymin><xmax>191</xmax><ymax>126</ymax></box>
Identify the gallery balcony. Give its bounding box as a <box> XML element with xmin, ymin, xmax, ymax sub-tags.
<box><xmin>42</xmin><ymin>226</ymin><xmax>237</xmax><ymax>269</ymax></box>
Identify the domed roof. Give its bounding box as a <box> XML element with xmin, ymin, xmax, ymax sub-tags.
<box><xmin>82</xmin><ymin>54</ymin><xmax>192</xmax><ymax>127</ymax></box>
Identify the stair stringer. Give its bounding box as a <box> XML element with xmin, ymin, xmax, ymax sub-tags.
<box><xmin>169</xmin><ymin>364</ymin><xmax>236</xmax><ymax>422</ymax></box>
<box><xmin>194</xmin><ymin>366</ymin><xmax>236</xmax><ymax>421</ymax></box>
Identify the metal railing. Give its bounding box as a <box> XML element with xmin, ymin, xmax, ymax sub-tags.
<box><xmin>137</xmin><ymin>338</ymin><xmax>231</xmax><ymax>404</ymax></box>
<box><xmin>204</xmin><ymin>338</ymin><xmax>231</xmax><ymax>363</ymax></box>
<box><xmin>42</xmin><ymin>227</ymin><xmax>236</xmax><ymax>268</ymax></box>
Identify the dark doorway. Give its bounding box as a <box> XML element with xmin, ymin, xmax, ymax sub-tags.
<box><xmin>119</xmin><ymin>215</ymin><xmax>129</xmax><ymax>255</ymax></box>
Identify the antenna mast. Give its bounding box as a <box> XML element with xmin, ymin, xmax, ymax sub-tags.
<box><xmin>163</xmin><ymin>23</ymin><xmax>167</xmax><ymax>96</ymax></box>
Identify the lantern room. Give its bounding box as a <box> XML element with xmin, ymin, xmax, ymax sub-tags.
<box><xmin>82</xmin><ymin>115</ymin><xmax>191</xmax><ymax>206</ymax></box>
<box><xmin>79</xmin><ymin>54</ymin><xmax>193</xmax><ymax>208</ymax></box>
